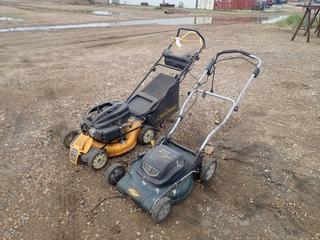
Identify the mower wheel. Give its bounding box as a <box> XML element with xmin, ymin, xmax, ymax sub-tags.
<box><xmin>138</xmin><ymin>125</ymin><xmax>155</xmax><ymax>145</ymax></box>
<box><xmin>151</xmin><ymin>197</ymin><xmax>172</xmax><ymax>224</ymax></box>
<box><xmin>62</xmin><ymin>130</ymin><xmax>79</xmax><ymax>148</ymax></box>
<box><xmin>104</xmin><ymin>163</ymin><xmax>125</xmax><ymax>186</ymax></box>
<box><xmin>87</xmin><ymin>151</ymin><xmax>108</xmax><ymax>170</ymax></box>
<box><xmin>200</xmin><ymin>159</ymin><xmax>217</xmax><ymax>183</ymax></box>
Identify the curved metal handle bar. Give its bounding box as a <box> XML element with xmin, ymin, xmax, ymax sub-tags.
<box><xmin>166</xmin><ymin>51</ymin><xmax>262</xmax><ymax>157</ymax></box>
<box><xmin>126</xmin><ymin>29</ymin><xmax>206</xmax><ymax>102</ymax></box>
<box><xmin>206</xmin><ymin>50</ymin><xmax>262</xmax><ymax>76</ymax></box>
<box><xmin>166</xmin><ymin>69</ymin><xmax>208</xmax><ymax>138</ymax></box>
<box><xmin>196</xmin><ymin>68</ymin><xmax>260</xmax><ymax>157</ymax></box>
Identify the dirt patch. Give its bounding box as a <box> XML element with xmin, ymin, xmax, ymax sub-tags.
<box><xmin>0</xmin><ymin>1</ymin><xmax>319</xmax><ymax>240</ymax></box>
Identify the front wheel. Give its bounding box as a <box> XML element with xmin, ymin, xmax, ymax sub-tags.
<box><xmin>104</xmin><ymin>163</ymin><xmax>125</xmax><ymax>185</ymax></box>
<box><xmin>87</xmin><ymin>151</ymin><xmax>108</xmax><ymax>170</ymax></box>
<box><xmin>138</xmin><ymin>125</ymin><xmax>155</xmax><ymax>145</ymax></box>
<box><xmin>151</xmin><ymin>197</ymin><xmax>172</xmax><ymax>224</ymax></box>
<box><xmin>200</xmin><ymin>159</ymin><xmax>217</xmax><ymax>183</ymax></box>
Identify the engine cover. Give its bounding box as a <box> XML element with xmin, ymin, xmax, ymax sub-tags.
<box><xmin>80</xmin><ymin>101</ymin><xmax>131</xmax><ymax>143</ymax></box>
<box><xmin>136</xmin><ymin>145</ymin><xmax>186</xmax><ymax>186</ymax></box>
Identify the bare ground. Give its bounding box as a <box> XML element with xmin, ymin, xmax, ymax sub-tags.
<box><xmin>0</xmin><ymin>1</ymin><xmax>320</xmax><ymax>240</ymax></box>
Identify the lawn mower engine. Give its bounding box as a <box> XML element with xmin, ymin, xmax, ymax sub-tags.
<box><xmin>80</xmin><ymin>101</ymin><xmax>131</xmax><ymax>143</ymax></box>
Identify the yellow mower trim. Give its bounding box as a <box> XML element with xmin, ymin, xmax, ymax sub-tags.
<box><xmin>69</xmin><ymin>119</ymin><xmax>142</xmax><ymax>164</ymax></box>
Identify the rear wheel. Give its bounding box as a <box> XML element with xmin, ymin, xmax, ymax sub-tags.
<box><xmin>200</xmin><ymin>159</ymin><xmax>217</xmax><ymax>183</ymax></box>
<box><xmin>151</xmin><ymin>197</ymin><xmax>172</xmax><ymax>224</ymax></box>
<box><xmin>138</xmin><ymin>125</ymin><xmax>155</xmax><ymax>145</ymax></box>
<box><xmin>87</xmin><ymin>151</ymin><xmax>108</xmax><ymax>170</ymax></box>
<box><xmin>62</xmin><ymin>130</ymin><xmax>79</xmax><ymax>148</ymax></box>
<box><xmin>104</xmin><ymin>163</ymin><xmax>125</xmax><ymax>185</ymax></box>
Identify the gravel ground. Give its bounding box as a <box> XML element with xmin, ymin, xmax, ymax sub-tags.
<box><xmin>0</xmin><ymin>1</ymin><xmax>319</xmax><ymax>240</ymax></box>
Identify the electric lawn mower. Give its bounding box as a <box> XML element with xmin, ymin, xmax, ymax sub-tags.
<box><xmin>63</xmin><ymin>28</ymin><xmax>206</xmax><ymax>170</ymax></box>
<box><xmin>104</xmin><ymin>49</ymin><xmax>262</xmax><ymax>223</ymax></box>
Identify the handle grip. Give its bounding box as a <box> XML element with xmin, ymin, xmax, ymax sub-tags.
<box><xmin>206</xmin><ymin>49</ymin><xmax>261</xmax><ymax>76</ymax></box>
<box><xmin>216</xmin><ymin>49</ymin><xmax>251</xmax><ymax>57</ymax></box>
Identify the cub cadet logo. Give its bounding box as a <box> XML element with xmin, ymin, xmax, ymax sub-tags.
<box><xmin>158</xmin><ymin>105</ymin><xmax>178</xmax><ymax>120</ymax></box>
<box><xmin>128</xmin><ymin>188</ymin><xmax>140</xmax><ymax>198</ymax></box>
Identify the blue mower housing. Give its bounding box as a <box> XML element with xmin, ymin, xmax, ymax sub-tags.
<box><xmin>117</xmin><ymin>144</ymin><xmax>195</xmax><ymax>212</ymax></box>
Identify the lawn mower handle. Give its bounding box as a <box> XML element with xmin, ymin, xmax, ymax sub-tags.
<box><xmin>205</xmin><ymin>49</ymin><xmax>261</xmax><ymax>76</ymax></box>
<box><xmin>166</xmin><ymin>49</ymin><xmax>262</xmax><ymax>158</ymax></box>
<box><xmin>176</xmin><ymin>28</ymin><xmax>206</xmax><ymax>50</ymax></box>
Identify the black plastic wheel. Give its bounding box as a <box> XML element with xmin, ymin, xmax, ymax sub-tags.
<box><xmin>151</xmin><ymin>197</ymin><xmax>172</xmax><ymax>224</ymax></box>
<box><xmin>200</xmin><ymin>159</ymin><xmax>217</xmax><ymax>183</ymax></box>
<box><xmin>87</xmin><ymin>150</ymin><xmax>108</xmax><ymax>170</ymax></box>
<box><xmin>138</xmin><ymin>125</ymin><xmax>155</xmax><ymax>145</ymax></box>
<box><xmin>104</xmin><ymin>163</ymin><xmax>125</xmax><ymax>185</ymax></box>
<box><xmin>62</xmin><ymin>130</ymin><xmax>79</xmax><ymax>148</ymax></box>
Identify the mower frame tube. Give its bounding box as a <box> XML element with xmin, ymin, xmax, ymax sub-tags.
<box><xmin>167</xmin><ymin>70</ymin><xmax>208</xmax><ymax>137</ymax></box>
<box><xmin>168</xmin><ymin>50</ymin><xmax>261</xmax><ymax>143</ymax></box>
<box><xmin>199</xmin><ymin>51</ymin><xmax>261</xmax><ymax>157</ymax></box>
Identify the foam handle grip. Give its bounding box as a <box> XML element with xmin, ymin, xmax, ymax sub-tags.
<box><xmin>217</xmin><ymin>49</ymin><xmax>251</xmax><ymax>57</ymax></box>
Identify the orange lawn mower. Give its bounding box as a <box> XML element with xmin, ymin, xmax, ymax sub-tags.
<box><xmin>62</xmin><ymin>28</ymin><xmax>206</xmax><ymax>170</ymax></box>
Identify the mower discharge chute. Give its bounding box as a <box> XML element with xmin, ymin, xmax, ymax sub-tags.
<box><xmin>104</xmin><ymin>49</ymin><xmax>262</xmax><ymax>223</ymax></box>
<box><xmin>63</xmin><ymin>28</ymin><xmax>206</xmax><ymax>170</ymax></box>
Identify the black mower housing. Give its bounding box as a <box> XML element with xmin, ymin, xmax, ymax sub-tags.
<box><xmin>80</xmin><ymin>101</ymin><xmax>130</xmax><ymax>143</ymax></box>
<box><xmin>80</xmin><ymin>73</ymin><xmax>180</xmax><ymax>144</ymax></box>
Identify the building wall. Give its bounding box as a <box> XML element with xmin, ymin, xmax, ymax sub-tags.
<box><xmin>214</xmin><ymin>0</ymin><xmax>256</xmax><ymax>10</ymax></box>
<box><xmin>118</xmin><ymin>0</ymin><xmax>256</xmax><ymax>10</ymax></box>
<box><xmin>119</xmin><ymin>0</ymin><xmax>197</xmax><ymax>8</ymax></box>
<box><xmin>197</xmin><ymin>0</ymin><xmax>214</xmax><ymax>9</ymax></box>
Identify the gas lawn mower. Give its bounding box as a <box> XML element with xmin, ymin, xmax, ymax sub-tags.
<box><xmin>104</xmin><ymin>49</ymin><xmax>262</xmax><ymax>223</ymax></box>
<box><xmin>63</xmin><ymin>28</ymin><xmax>206</xmax><ymax>170</ymax></box>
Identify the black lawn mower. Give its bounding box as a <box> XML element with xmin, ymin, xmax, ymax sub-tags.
<box><xmin>63</xmin><ymin>28</ymin><xmax>206</xmax><ymax>170</ymax></box>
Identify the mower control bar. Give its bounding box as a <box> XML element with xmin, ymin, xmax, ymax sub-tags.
<box><xmin>176</xmin><ymin>28</ymin><xmax>206</xmax><ymax>51</ymax></box>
